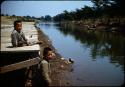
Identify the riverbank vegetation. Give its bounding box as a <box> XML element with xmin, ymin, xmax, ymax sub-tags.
<box><xmin>1</xmin><ymin>14</ymin><xmax>52</xmax><ymax>22</ymax></box>
<box><xmin>53</xmin><ymin>0</ymin><xmax>125</xmax><ymax>32</ymax></box>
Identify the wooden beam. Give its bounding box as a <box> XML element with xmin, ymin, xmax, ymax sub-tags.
<box><xmin>0</xmin><ymin>57</ymin><xmax>41</xmax><ymax>74</ymax></box>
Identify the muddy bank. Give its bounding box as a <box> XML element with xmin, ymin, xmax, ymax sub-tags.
<box><xmin>35</xmin><ymin>24</ymin><xmax>73</xmax><ymax>86</ymax></box>
<box><xmin>59</xmin><ymin>18</ymin><xmax>125</xmax><ymax>33</ymax></box>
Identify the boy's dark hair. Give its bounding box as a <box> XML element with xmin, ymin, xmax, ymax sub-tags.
<box><xmin>14</xmin><ymin>20</ymin><xmax>22</xmax><ymax>28</ymax></box>
<box><xmin>43</xmin><ymin>47</ymin><xmax>52</xmax><ymax>57</ymax></box>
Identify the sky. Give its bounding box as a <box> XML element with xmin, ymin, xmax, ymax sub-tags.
<box><xmin>1</xmin><ymin>1</ymin><xmax>93</xmax><ymax>17</ymax></box>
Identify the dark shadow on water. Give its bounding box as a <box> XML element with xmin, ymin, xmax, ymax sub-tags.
<box><xmin>55</xmin><ymin>23</ymin><xmax>125</xmax><ymax>71</ymax></box>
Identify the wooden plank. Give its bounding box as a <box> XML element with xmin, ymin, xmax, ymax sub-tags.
<box><xmin>1</xmin><ymin>44</ymin><xmax>40</xmax><ymax>52</ymax></box>
<box><xmin>0</xmin><ymin>57</ymin><xmax>41</xmax><ymax>74</ymax></box>
<box><xmin>1</xmin><ymin>22</ymin><xmax>40</xmax><ymax>52</ymax></box>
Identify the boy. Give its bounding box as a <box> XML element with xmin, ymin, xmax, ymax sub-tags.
<box><xmin>40</xmin><ymin>47</ymin><xmax>55</xmax><ymax>86</ymax></box>
<box><xmin>11</xmin><ymin>20</ymin><xmax>42</xmax><ymax>47</ymax></box>
<box><xmin>11</xmin><ymin>20</ymin><xmax>28</xmax><ymax>47</ymax></box>
<box><xmin>31</xmin><ymin>47</ymin><xmax>55</xmax><ymax>86</ymax></box>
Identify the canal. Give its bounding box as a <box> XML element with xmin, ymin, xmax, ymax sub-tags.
<box><xmin>38</xmin><ymin>22</ymin><xmax>124</xmax><ymax>86</ymax></box>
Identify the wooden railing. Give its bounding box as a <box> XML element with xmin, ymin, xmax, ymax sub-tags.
<box><xmin>0</xmin><ymin>57</ymin><xmax>41</xmax><ymax>74</ymax></box>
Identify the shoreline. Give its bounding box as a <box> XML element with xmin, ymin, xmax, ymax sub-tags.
<box><xmin>59</xmin><ymin>19</ymin><xmax>125</xmax><ymax>33</ymax></box>
<box><xmin>35</xmin><ymin>24</ymin><xmax>72</xmax><ymax>86</ymax></box>
<box><xmin>36</xmin><ymin>25</ymin><xmax>62</xmax><ymax>58</ymax></box>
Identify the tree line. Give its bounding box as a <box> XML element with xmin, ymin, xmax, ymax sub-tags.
<box><xmin>1</xmin><ymin>14</ymin><xmax>52</xmax><ymax>22</ymax></box>
<box><xmin>53</xmin><ymin>0</ymin><xmax>125</xmax><ymax>22</ymax></box>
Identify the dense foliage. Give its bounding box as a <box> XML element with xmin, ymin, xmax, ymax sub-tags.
<box><xmin>53</xmin><ymin>0</ymin><xmax>125</xmax><ymax>21</ymax></box>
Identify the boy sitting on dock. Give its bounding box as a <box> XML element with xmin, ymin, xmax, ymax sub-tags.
<box><xmin>11</xmin><ymin>20</ymin><xmax>42</xmax><ymax>47</ymax></box>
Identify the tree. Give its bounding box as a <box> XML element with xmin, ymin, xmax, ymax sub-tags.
<box><xmin>5</xmin><ymin>14</ymin><xmax>9</xmax><ymax>16</ymax></box>
<box><xmin>53</xmin><ymin>0</ymin><xmax>125</xmax><ymax>22</ymax></box>
<box><xmin>1</xmin><ymin>14</ymin><xmax>4</xmax><ymax>16</ymax></box>
<box><xmin>12</xmin><ymin>14</ymin><xmax>16</xmax><ymax>17</ymax></box>
<box><xmin>40</xmin><ymin>16</ymin><xmax>45</xmax><ymax>21</ymax></box>
<box><xmin>113</xmin><ymin>0</ymin><xmax>125</xmax><ymax>16</ymax></box>
<box><xmin>44</xmin><ymin>15</ymin><xmax>52</xmax><ymax>21</ymax></box>
<box><xmin>81</xmin><ymin>6</ymin><xmax>94</xmax><ymax>19</ymax></box>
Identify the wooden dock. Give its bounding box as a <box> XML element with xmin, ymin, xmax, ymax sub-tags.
<box><xmin>1</xmin><ymin>22</ymin><xmax>40</xmax><ymax>52</ymax></box>
<box><xmin>0</xmin><ymin>22</ymin><xmax>41</xmax><ymax>74</ymax></box>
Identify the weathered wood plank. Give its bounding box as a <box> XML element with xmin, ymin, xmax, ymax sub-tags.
<box><xmin>1</xmin><ymin>22</ymin><xmax>40</xmax><ymax>52</ymax></box>
<box><xmin>1</xmin><ymin>43</ymin><xmax>40</xmax><ymax>53</ymax></box>
<box><xmin>0</xmin><ymin>57</ymin><xmax>41</xmax><ymax>74</ymax></box>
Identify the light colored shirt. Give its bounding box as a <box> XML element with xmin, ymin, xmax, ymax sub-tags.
<box><xmin>11</xmin><ymin>29</ymin><xmax>27</xmax><ymax>47</ymax></box>
<box><xmin>41</xmin><ymin>60</ymin><xmax>51</xmax><ymax>84</ymax></box>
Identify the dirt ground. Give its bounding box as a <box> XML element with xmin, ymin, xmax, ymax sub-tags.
<box><xmin>36</xmin><ymin>27</ymin><xmax>73</xmax><ymax>86</ymax></box>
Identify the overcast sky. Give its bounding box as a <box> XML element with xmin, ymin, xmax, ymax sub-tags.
<box><xmin>1</xmin><ymin>1</ymin><xmax>93</xmax><ymax>17</ymax></box>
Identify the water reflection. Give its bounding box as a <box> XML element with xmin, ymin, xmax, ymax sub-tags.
<box><xmin>55</xmin><ymin>23</ymin><xmax>125</xmax><ymax>71</ymax></box>
<box><xmin>38</xmin><ymin>22</ymin><xmax>124</xmax><ymax>86</ymax></box>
